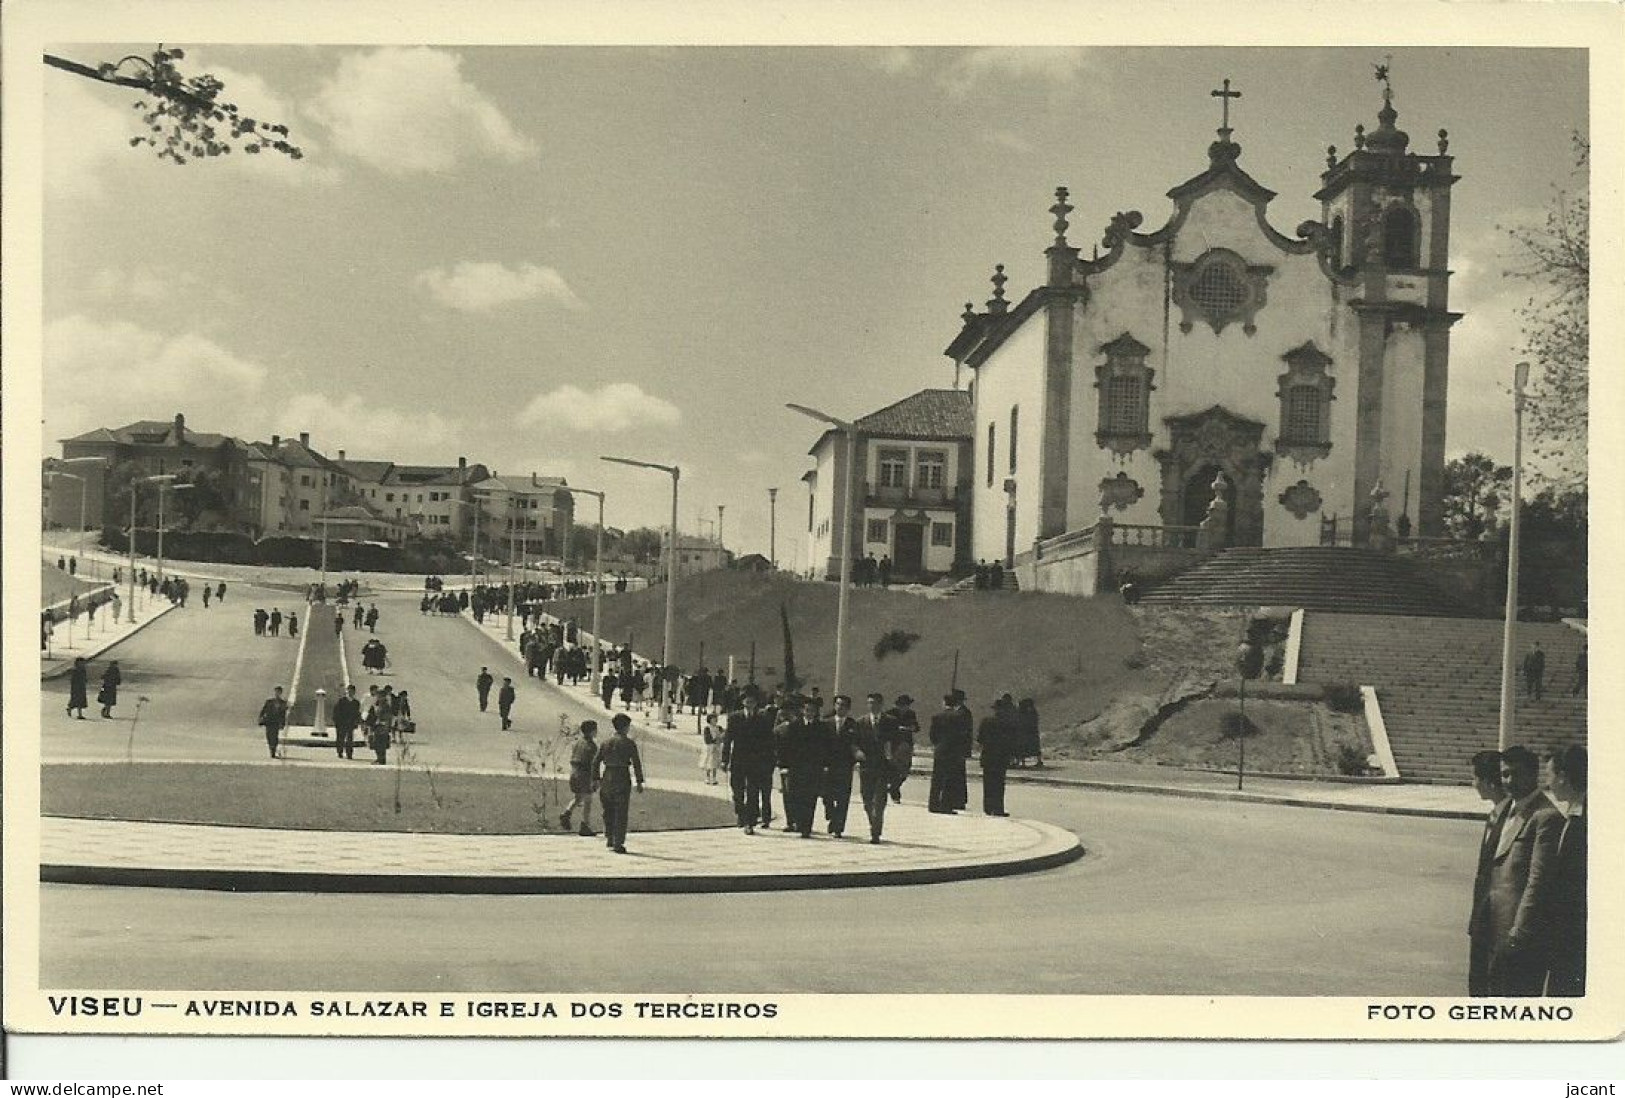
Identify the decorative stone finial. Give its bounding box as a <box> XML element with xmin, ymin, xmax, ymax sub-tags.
<box><xmin>1437</xmin><ymin>128</ymin><xmax>1449</xmax><ymax>155</ymax></box>
<box><xmin>1326</xmin><ymin>144</ymin><xmax>1338</xmax><ymax>170</ymax></box>
<box><xmin>987</xmin><ymin>264</ymin><xmax>1008</xmax><ymax>313</ymax></box>
<box><xmin>961</xmin><ymin>301</ymin><xmax>976</xmax><ymax>324</ymax></box>
<box><xmin>1049</xmin><ymin>186</ymin><xmax>1073</xmax><ymax>247</ymax></box>
<box><xmin>1354</xmin><ymin>124</ymin><xmax>1366</xmax><ymax>151</ymax></box>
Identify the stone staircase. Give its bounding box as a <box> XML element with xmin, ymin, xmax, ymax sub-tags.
<box><xmin>1138</xmin><ymin>547</ymin><xmax>1472</xmax><ymax>615</ymax></box>
<box><xmin>1297</xmin><ymin>613</ymin><xmax>1587</xmax><ymax>783</ymax></box>
<box><xmin>936</xmin><ymin>569</ymin><xmax>1021</xmax><ymax>597</ymax></box>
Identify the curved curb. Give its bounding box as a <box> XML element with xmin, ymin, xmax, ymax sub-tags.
<box><xmin>41</xmin><ymin>838</ymin><xmax>1083</xmax><ymax>895</ymax></box>
<box><xmin>39</xmin><ymin>818</ymin><xmax>1083</xmax><ymax>896</ymax></box>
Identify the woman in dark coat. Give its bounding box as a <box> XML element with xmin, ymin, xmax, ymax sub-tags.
<box><xmin>1016</xmin><ymin>698</ymin><xmax>1044</xmax><ymax>768</ymax></box>
<box><xmin>98</xmin><ymin>661</ymin><xmax>122</xmax><ymax>719</ymax></box>
<box><xmin>67</xmin><ymin>657</ymin><xmax>90</xmax><ymax>719</ymax></box>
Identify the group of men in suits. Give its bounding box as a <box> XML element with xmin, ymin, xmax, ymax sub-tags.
<box><xmin>1467</xmin><ymin>743</ymin><xmax>1587</xmax><ymax>997</ymax></box>
<box><xmin>719</xmin><ymin>687</ymin><xmax>921</xmax><ymax>843</ymax></box>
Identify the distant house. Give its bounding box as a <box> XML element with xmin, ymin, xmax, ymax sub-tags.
<box><xmin>733</xmin><ymin>552</ymin><xmax>773</xmax><ymax>573</ymax></box>
<box><xmin>801</xmin><ymin>388</ymin><xmax>974</xmax><ymax>582</ymax></box>
<box><xmin>467</xmin><ymin>472</ymin><xmax>575</xmax><ymax>560</ymax></box>
<box><xmin>334</xmin><ymin>454</ymin><xmax>489</xmax><ymax>540</ymax></box>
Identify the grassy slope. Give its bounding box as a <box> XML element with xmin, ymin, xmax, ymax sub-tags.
<box><xmin>548</xmin><ymin>572</ymin><xmax>1155</xmax><ymax>734</ymax></box>
<box><xmin>41</xmin><ymin>563</ymin><xmax>107</xmax><ymax>608</ymax></box>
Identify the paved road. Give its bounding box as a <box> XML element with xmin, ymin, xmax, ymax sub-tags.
<box><xmin>38</xmin><ymin>590</ymin><xmax>1477</xmax><ymax>995</ymax></box>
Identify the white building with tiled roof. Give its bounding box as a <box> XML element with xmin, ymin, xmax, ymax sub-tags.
<box><xmin>801</xmin><ymin>388</ymin><xmax>974</xmax><ymax>581</ymax></box>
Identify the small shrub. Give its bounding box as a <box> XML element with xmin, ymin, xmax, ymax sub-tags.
<box><xmin>1334</xmin><ymin>743</ymin><xmax>1370</xmax><ymax>776</ymax></box>
<box><xmin>1218</xmin><ymin>711</ymin><xmax>1259</xmax><ymax>739</ymax></box>
<box><xmin>874</xmin><ymin>629</ymin><xmax>921</xmax><ymax>660</ymax></box>
<box><xmin>1323</xmin><ymin>682</ymin><xmax>1364</xmax><ymax>714</ymax></box>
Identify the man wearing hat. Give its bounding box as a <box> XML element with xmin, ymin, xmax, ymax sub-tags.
<box><xmin>774</xmin><ymin>695</ymin><xmax>825</xmax><ymax>838</ymax></box>
<box><xmin>929</xmin><ymin>690</ymin><xmax>973</xmax><ymax>813</ymax></box>
<box><xmin>559</xmin><ymin>720</ymin><xmax>600</xmax><ymax>837</ymax></box>
<box><xmin>821</xmin><ymin>694</ymin><xmax>858</xmax><ymax>837</ymax></box>
<box><xmin>595</xmin><ymin>712</ymin><xmax>645</xmax><ymax>854</ymax></box>
<box><xmin>497</xmin><ymin>676</ymin><xmax>517</xmax><ymax>731</ymax></box>
<box><xmin>885</xmin><ymin>694</ymin><xmax>919</xmax><ymax>803</ymax></box>
<box><xmin>722</xmin><ymin>686</ymin><xmax>776</xmax><ymax>835</ymax></box>
<box><xmin>977</xmin><ymin>695</ymin><xmax>1017</xmax><ymax>816</ymax></box>
<box><xmin>851</xmin><ymin>692</ymin><xmax>895</xmax><ymax>843</ymax></box>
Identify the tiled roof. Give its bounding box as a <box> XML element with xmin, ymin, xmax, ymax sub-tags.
<box><xmin>387</xmin><ymin>464</ymin><xmax>468</xmax><ymax>486</ymax></box>
<box><xmin>336</xmin><ymin>459</ymin><xmax>396</xmax><ymax>483</ymax></box>
<box><xmin>65</xmin><ymin>420</ymin><xmax>231</xmax><ymax>448</ymax></box>
<box><xmin>855</xmin><ymin>389</ymin><xmax>973</xmax><ymax>439</ymax></box>
<box><xmin>474</xmin><ymin>474</ymin><xmax>568</xmax><ymax>494</ymax></box>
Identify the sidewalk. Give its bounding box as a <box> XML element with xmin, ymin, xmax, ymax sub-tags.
<box><xmin>40</xmin><ymin>767</ymin><xmax>1082</xmax><ymax>894</ymax></box>
<box><xmin>40</xmin><ymin>589</ymin><xmax>179</xmax><ymax>680</ymax></box>
<box><xmin>472</xmin><ymin>611</ymin><xmax>1486</xmax><ymax>821</ymax></box>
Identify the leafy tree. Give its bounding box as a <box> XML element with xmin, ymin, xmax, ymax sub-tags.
<box><xmin>1442</xmin><ymin>452</ymin><xmax>1512</xmax><ymax>539</ymax></box>
<box><xmin>1506</xmin><ymin>134</ymin><xmax>1587</xmax><ymax>489</ymax></box>
<box><xmin>43</xmin><ymin>45</ymin><xmax>302</xmax><ymax>165</ymax></box>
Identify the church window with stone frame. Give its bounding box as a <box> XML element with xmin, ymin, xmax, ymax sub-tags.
<box><xmin>1008</xmin><ymin>406</ymin><xmax>1019</xmax><ymax>474</ymax></box>
<box><xmin>878</xmin><ymin>448</ymin><xmax>908</xmax><ymax>489</ymax></box>
<box><xmin>1170</xmin><ymin>249</ymin><xmax>1272</xmax><ymax>335</ymax></box>
<box><xmin>1381</xmin><ymin>205</ymin><xmax>1420</xmax><ymax>270</ymax></box>
<box><xmin>1275</xmin><ymin>342</ymin><xmax>1336</xmax><ymax>464</ymax></box>
<box><xmin>866</xmin><ymin>518</ymin><xmax>889</xmax><ymax>544</ymax></box>
<box><xmin>931</xmin><ymin>521</ymin><xmax>954</xmax><ymax>547</ymax></box>
<box><xmin>1094</xmin><ymin>333</ymin><xmax>1155</xmax><ymax>456</ymax></box>
<box><xmin>986</xmin><ymin>423</ymin><xmax>996</xmax><ymax>487</ymax></box>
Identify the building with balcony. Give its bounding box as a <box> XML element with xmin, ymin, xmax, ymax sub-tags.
<box><xmin>802</xmin><ymin>388</ymin><xmax>974</xmax><ymax>582</ymax></box>
<box><xmin>467</xmin><ymin>472</ymin><xmax>575</xmax><ymax>562</ymax></box>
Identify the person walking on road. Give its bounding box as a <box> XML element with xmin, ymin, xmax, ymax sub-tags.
<box><xmin>977</xmin><ymin>696</ymin><xmax>1016</xmax><ymax>816</ymax></box>
<box><xmin>929</xmin><ymin>690</ymin><xmax>972</xmax><ymax>814</ymax></box>
<box><xmin>851</xmin><ymin>694</ymin><xmax>894</xmax><ymax>844</ymax></box>
<box><xmin>1485</xmin><ymin>745</ymin><xmax>1563</xmax><ymax>996</ymax></box>
<box><xmin>354</xmin><ymin>603</ymin><xmax>365</xmax><ymax>629</ymax></box>
<box><xmin>365</xmin><ymin>604</ymin><xmax>380</xmax><ymax>633</ymax></box>
<box><xmin>497</xmin><ymin>677</ymin><xmax>517</xmax><ymax>731</ymax></box>
<box><xmin>1522</xmin><ymin>642</ymin><xmax>1546</xmax><ymax>701</ymax></box>
<box><xmin>595</xmin><ymin>712</ymin><xmax>645</xmax><ymax>854</ymax></box>
<box><xmin>333</xmin><ymin>684</ymin><xmax>362</xmax><ymax>761</ymax></box>
<box><xmin>288</xmin><ymin>611</ymin><xmax>299</xmax><ymax>639</ymax></box>
<box><xmin>269</xmin><ymin>608</ymin><xmax>283</xmax><ymax>637</ymax></box>
<box><xmin>722</xmin><ymin>687</ymin><xmax>775</xmax><ymax>835</ymax></box>
<box><xmin>97</xmin><ymin>660</ymin><xmax>122</xmax><ymax>719</ymax></box>
<box><xmin>885</xmin><ymin>694</ymin><xmax>918</xmax><ymax>804</ymax></box>
<box><xmin>476</xmin><ymin>667</ymin><xmax>494</xmax><ymax>712</ymax></box>
<box><xmin>1466</xmin><ymin>749</ymin><xmax>1511</xmax><ymax>996</ymax></box>
<box><xmin>559</xmin><ymin>720</ymin><xmax>600</xmax><ymax>837</ymax></box>
<box><xmin>216</xmin><ymin>581</ymin><xmax>226</xmax><ymax>603</ymax></box>
<box><xmin>202</xmin><ymin>585</ymin><xmax>211</xmax><ymax>609</ymax></box>
<box><xmin>334</xmin><ymin>610</ymin><xmax>345</xmax><ymax>637</ymax></box>
<box><xmin>67</xmin><ymin>658</ymin><xmax>90</xmax><ymax>720</ymax></box>
<box><xmin>821</xmin><ymin>694</ymin><xmax>857</xmax><ymax>836</ymax></box>
<box><xmin>700</xmin><ymin>712</ymin><xmax>723</xmax><ymax>785</ymax></box>
<box><xmin>257</xmin><ymin>686</ymin><xmax>289</xmax><ymax>759</ymax></box>
<box><xmin>774</xmin><ymin>695</ymin><xmax>825</xmax><ymax>838</ymax></box>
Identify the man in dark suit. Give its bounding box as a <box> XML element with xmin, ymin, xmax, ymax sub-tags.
<box><xmin>1543</xmin><ymin>745</ymin><xmax>1587</xmax><ymax>996</ymax></box>
<box><xmin>257</xmin><ymin>686</ymin><xmax>289</xmax><ymax>759</ymax></box>
<box><xmin>1485</xmin><ymin>745</ymin><xmax>1565</xmax><ymax>995</ymax></box>
<box><xmin>332</xmin><ymin>684</ymin><xmax>363</xmax><ymax>761</ymax></box>
<box><xmin>1466</xmin><ymin>749</ymin><xmax>1511</xmax><ymax>996</ymax></box>
<box><xmin>497</xmin><ymin>677</ymin><xmax>517</xmax><ymax>731</ymax></box>
<box><xmin>821</xmin><ymin>694</ymin><xmax>858</xmax><ymax>837</ymax></box>
<box><xmin>851</xmin><ymin>695</ymin><xmax>894</xmax><ymax>844</ymax></box>
<box><xmin>722</xmin><ymin>687</ymin><xmax>775</xmax><ymax>835</ymax></box>
<box><xmin>929</xmin><ymin>691</ymin><xmax>972</xmax><ymax>814</ymax></box>
<box><xmin>977</xmin><ymin>695</ymin><xmax>1016</xmax><ymax>816</ymax></box>
<box><xmin>476</xmin><ymin>667</ymin><xmax>494</xmax><ymax>712</ymax></box>
<box><xmin>774</xmin><ymin>695</ymin><xmax>825</xmax><ymax>838</ymax></box>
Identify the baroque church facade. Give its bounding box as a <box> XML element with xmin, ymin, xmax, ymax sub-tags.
<box><xmin>946</xmin><ymin>79</ymin><xmax>1458</xmax><ymax>580</ymax></box>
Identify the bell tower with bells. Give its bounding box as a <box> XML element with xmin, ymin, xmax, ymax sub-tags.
<box><xmin>1313</xmin><ymin>59</ymin><xmax>1460</xmax><ymax>540</ymax></box>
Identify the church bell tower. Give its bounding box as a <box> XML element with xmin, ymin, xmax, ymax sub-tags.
<box><xmin>1313</xmin><ymin>67</ymin><xmax>1459</xmax><ymax>539</ymax></box>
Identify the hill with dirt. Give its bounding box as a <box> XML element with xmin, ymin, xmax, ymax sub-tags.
<box><xmin>547</xmin><ymin>571</ymin><xmax>1157</xmax><ymax>737</ymax></box>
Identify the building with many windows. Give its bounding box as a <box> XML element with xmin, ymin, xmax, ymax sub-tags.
<box><xmin>467</xmin><ymin>472</ymin><xmax>575</xmax><ymax>563</ymax></box>
<box><xmin>944</xmin><ymin>80</ymin><xmax>1457</xmax><ymax>589</ymax></box>
<box><xmin>802</xmin><ymin>388</ymin><xmax>974</xmax><ymax>582</ymax></box>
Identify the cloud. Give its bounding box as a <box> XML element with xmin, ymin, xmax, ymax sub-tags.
<box><xmin>90</xmin><ymin>267</ymin><xmax>181</xmax><ymax>303</ymax></box>
<box><xmin>517</xmin><ymin>383</ymin><xmax>681</xmax><ymax>434</ymax></box>
<box><xmin>415</xmin><ymin>261</ymin><xmax>585</xmax><ymax>312</ymax></box>
<box><xmin>308</xmin><ymin>47</ymin><xmax>536</xmax><ymax>175</ymax></box>
<box><xmin>982</xmin><ymin>130</ymin><xmax>1036</xmax><ymax>155</ymax></box>
<box><xmin>940</xmin><ymin>47</ymin><xmax>1097</xmax><ymax>97</ymax></box>
<box><xmin>1443</xmin><ymin>227</ymin><xmax>1535</xmax><ymax>460</ymax></box>
<box><xmin>44</xmin><ymin>314</ymin><xmax>268</xmax><ymax>443</ymax></box>
<box><xmin>272</xmin><ymin>392</ymin><xmax>462</xmax><ymax>464</ymax></box>
<box><xmin>43</xmin><ymin>76</ymin><xmax>149</xmax><ymax>202</ymax></box>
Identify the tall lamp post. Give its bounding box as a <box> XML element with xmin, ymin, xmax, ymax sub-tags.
<box><xmin>717</xmin><ymin>504</ymin><xmax>726</xmax><ymax>564</ymax></box>
<box><xmin>564</xmin><ymin>486</ymin><xmax>607</xmax><ymax>693</ymax></box>
<box><xmin>603</xmin><ymin>455</ymin><xmax>679</xmax><ymax>727</ymax></box>
<box><xmin>786</xmin><ymin>402</ymin><xmax>855</xmax><ymax>697</ymax></box>
<box><xmin>1497</xmin><ymin>361</ymin><xmax>1531</xmax><ymax>752</ymax></box>
<box><xmin>768</xmin><ymin>487</ymin><xmax>778</xmax><ymax>569</ymax></box>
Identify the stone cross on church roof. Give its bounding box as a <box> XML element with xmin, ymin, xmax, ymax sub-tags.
<box><xmin>1210</xmin><ymin>77</ymin><xmax>1241</xmax><ymax>142</ymax></box>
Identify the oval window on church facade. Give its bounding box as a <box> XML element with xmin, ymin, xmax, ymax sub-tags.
<box><xmin>1171</xmin><ymin>249</ymin><xmax>1270</xmax><ymax>336</ymax></box>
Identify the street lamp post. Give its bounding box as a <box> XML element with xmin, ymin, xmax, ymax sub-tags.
<box><xmin>768</xmin><ymin>487</ymin><xmax>778</xmax><ymax>569</ymax></box>
<box><xmin>603</xmin><ymin>455</ymin><xmax>679</xmax><ymax>726</ymax></box>
<box><xmin>1497</xmin><ymin>361</ymin><xmax>1531</xmax><ymax>752</ymax></box>
<box><xmin>786</xmin><ymin>403</ymin><xmax>855</xmax><ymax>697</ymax></box>
<box><xmin>717</xmin><ymin>504</ymin><xmax>725</xmax><ymax>564</ymax></box>
<box><xmin>564</xmin><ymin>486</ymin><xmax>607</xmax><ymax>693</ymax></box>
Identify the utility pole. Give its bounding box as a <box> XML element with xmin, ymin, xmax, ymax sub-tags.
<box><xmin>768</xmin><ymin>487</ymin><xmax>778</xmax><ymax>569</ymax></box>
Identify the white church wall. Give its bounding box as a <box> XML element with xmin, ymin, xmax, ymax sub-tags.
<box><xmin>970</xmin><ymin>316</ymin><xmax>1047</xmax><ymax>563</ymax></box>
<box><xmin>1064</xmin><ymin>186</ymin><xmax>1372</xmax><ymax>548</ymax></box>
<box><xmin>805</xmin><ymin>436</ymin><xmax>838</xmax><ymax>577</ymax></box>
<box><xmin>1378</xmin><ymin>326</ymin><xmax>1428</xmax><ymax>526</ymax></box>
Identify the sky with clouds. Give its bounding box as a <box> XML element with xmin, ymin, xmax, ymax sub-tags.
<box><xmin>40</xmin><ymin>44</ymin><xmax>1586</xmax><ymax>559</ymax></box>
